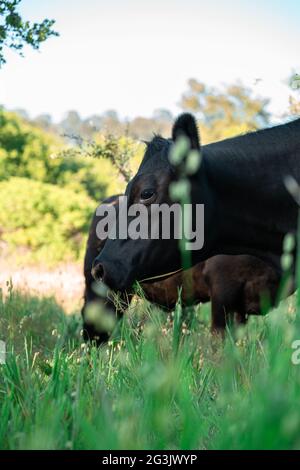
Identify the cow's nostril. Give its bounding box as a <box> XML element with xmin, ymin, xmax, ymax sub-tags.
<box><xmin>92</xmin><ymin>262</ymin><xmax>104</xmax><ymax>281</ymax></box>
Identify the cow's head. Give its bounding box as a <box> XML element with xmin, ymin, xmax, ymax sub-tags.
<box><xmin>92</xmin><ymin>113</ymin><xmax>204</xmax><ymax>291</ymax></box>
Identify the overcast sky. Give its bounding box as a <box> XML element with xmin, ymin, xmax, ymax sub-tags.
<box><xmin>0</xmin><ymin>0</ymin><xmax>299</xmax><ymax>121</ymax></box>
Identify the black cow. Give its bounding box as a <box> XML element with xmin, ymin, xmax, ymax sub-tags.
<box><xmin>82</xmin><ymin>196</ymin><xmax>284</xmax><ymax>342</ymax></box>
<box><xmin>93</xmin><ymin>115</ymin><xmax>300</xmax><ymax>292</ymax></box>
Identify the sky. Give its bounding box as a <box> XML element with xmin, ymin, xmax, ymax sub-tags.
<box><xmin>0</xmin><ymin>0</ymin><xmax>299</xmax><ymax>122</ymax></box>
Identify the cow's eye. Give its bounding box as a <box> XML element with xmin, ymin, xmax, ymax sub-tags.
<box><xmin>140</xmin><ymin>188</ymin><xmax>155</xmax><ymax>202</ymax></box>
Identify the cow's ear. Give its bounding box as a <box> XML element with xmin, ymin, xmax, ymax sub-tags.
<box><xmin>172</xmin><ymin>113</ymin><xmax>200</xmax><ymax>150</ymax></box>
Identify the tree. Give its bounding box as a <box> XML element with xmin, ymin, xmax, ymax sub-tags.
<box><xmin>180</xmin><ymin>79</ymin><xmax>270</xmax><ymax>143</ymax></box>
<box><xmin>0</xmin><ymin>0</ymin><xmax>58</xmax><ymax>66</ymax></box>
<box><xmin>0</xmin><ymin>107</ymin><xmax>139</xmax><ymax>201</ymax></box>
<box><xmin>33</xmin><ymin>113</ymin><xmax>53</xmax><ymax>132</ymax></box>
<box><xmin>0</xmin><ymin>177</ymin><xmax>95</xmax><ymax>263</ymax></box>
<box><xmin>291</xmin><ymin>73</ymin><xmax>300</xmax><ymax>91</ymax></box>
<box><xmin>60</xmin><ymin>110</ymin><xmax>83</xmax><ymax>137</ymax></box>
<box><xmin>152</xmin><ymin>108</ymin><xmax>173</xmax><ymax>122</ymax></box>
<box><xmin>289</xmin><ymin>73</ymin><xmax>300</xmax><ymax>116</ymax></box>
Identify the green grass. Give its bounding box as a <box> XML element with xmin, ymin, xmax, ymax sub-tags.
<box><xmin>0</xmin><ymin>286</ymin><xmax>300</xmax><ymax>450</ymax></box>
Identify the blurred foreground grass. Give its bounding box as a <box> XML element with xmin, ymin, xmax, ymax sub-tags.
<box><xmin>0</xmin><ymin>287</ymin><xmax>300</xmax><ymax>450</ymax></box>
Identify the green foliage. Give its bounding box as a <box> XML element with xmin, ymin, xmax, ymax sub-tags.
<box><xmin>288</xmin><ymin>73</ymin><xmax>300</xmax><ymax>116</ymax></box>
<box><xmin>291</xmin><ymin>73</ymin><xmax>300</xmax><ymax>90</ymax></box>
<box><xmin>32</xmin><ymin>108</ymin><xmax>173</xmax><ymax>141</ymax></box>
<box><xmin>0</xmin><ymin>108</ymin><xmax>146</xmax><ymax>263</ymax></box>
<box><xmin>0</xmin><ymin>287</ymin><xmax>80</xmax><ymax>355</ymax></box>
<box><xmin>57</xmin><ymin>132</ymin><xmax>143</xmax><ymax>190</ymax></box>
<box><xmin>0</xmin><ymin>287</ymin><xmax>299</xmax><ymax>449</ymax></box>
<box><xmin>0</xmin><ymin>108</ymin><xmax>62</xmax><ymax>182</ymax></box>
<box><xmin>180</xmin><ymin>79</ymin><xmax>270</xmax><ymax>143</ymax></box>
<box><xmin>0</xmin><ymin>108</ymin><xmax>143</xmax><ymax>201</ymax></box>
<box><xmin>0</xmin><ymin>0</ymin><xmax>58</xmax><ymax>66</ymax></box>
<box><xmin>0</xmin><ymin>177</ymin><xmax>95</xmax><ymax>263</ymax></box>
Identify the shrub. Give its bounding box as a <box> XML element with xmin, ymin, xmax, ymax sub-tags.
<box><xmin>0</xmin><ymin>108</ymin><xmax>142</xmax><ymax>202</ymax></box>
<box><xmin>0</xmin><ymin>108</ymin><xmax>62</xmax><ymax>183</ymax></box>
<box><xmin>0</xmin><ymin>177</ymin><xmax>95</xmax><ymax>264</ymax></box>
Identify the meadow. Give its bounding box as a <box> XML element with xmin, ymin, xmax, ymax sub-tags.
<box><xmin>1</xmin><ymin>285</ymin><xmax>300</xmax><ymax>450</ymax></box>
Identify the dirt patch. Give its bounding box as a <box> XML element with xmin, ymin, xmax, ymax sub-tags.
<box><xmin>0</xmin><ymin>261</ymin><xmax>84</xmax><ymax>313</ymax></box>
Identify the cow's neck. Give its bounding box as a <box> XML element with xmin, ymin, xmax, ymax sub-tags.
<box><xmin>195</xmin><ymin>118</ymin><xmax>300</xmax><ymax>263</ymax></box>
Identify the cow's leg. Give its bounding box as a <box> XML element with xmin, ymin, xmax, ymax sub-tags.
<box><xmin>210</xmin><ymin>293</ymin><xmax>230</xmax><ymax>333</ymax></box>
<box><xmin>235</xmin><ymin>309</ymin><xmax>248</xmax><ymax>325</ymax></box>
<box><xmin>210</xmin><ymin>282</ymin><xmax>243</xmax><ymax>334</ymax></box>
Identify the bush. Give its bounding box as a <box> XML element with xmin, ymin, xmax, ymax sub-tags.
<box><xmin>0</xmin><ymin>177</ymin><xmax>95</xmax><ymax>264</ymax></box>
<box><xmin>0</xmin><ymin>108</ymin><xmax>142</xmax><ymax>202</ymax></box>
<box><xmin>0</xmin><ymin>108</ymin><xmax>62</xmax><ymax>183</ymax></box>
<box><xmin>0</xmin><ymin>109</ymin><xmax>145</xmax><ymax>264</ymax></box>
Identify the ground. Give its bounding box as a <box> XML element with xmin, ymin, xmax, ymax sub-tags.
<box><xmin>0</xmin><ymin>264</ymin><xmax>300</xmax><ymax>450</ymax></box>
<box><xmin>0</xmin><ymin>260</ymin><xmax>84</xmax><ymax>313</ymax></box>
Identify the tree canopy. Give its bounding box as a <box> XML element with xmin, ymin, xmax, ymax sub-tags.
<box><xmin>0</xmin><ymin>108</ymin><xmax>142</xmax><ymax>263</ymax></box>
<box><xmin>0</xmin><ymin>0</ymin><xmax>58</xmax><ymax>65</ymax></box>
<box><xmin>180</xmin><ymin>79</ymin><xmax>270</xmax><ymax>143</ymax></box>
